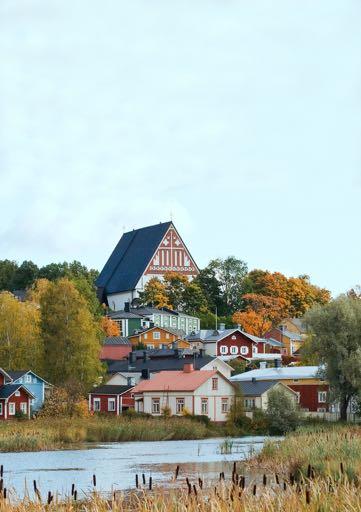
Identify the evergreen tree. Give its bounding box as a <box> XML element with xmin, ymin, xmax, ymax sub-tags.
<box><xmin>40</xmin><ymin>278</ymin><xmax>104</xmax><ymax>392</ymax></box>
<box><xmin>0</xmin><ymin>260</ymin><xmax>18</xmax><ymax>290</ymax></box>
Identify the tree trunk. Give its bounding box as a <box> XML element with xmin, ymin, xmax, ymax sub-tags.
<box><xmin>340</xmin><ymin>396</ymin><xmax>350</xmax><ymax>421</ymax></box>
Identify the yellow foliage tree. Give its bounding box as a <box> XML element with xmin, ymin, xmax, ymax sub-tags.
<box><xmin>138</xmin><ymin>277</ymin><xmax>172</xmax><ymax>308</ymax></box>
<box><xmin>0</xmin><ymin>291</ymin><xmax>43</xmax><ymax>371</ymax></box>
<box><xmin>100</xmin><ymin>316</ymin><xmax>120</xmax><ymax>336</ymax></box>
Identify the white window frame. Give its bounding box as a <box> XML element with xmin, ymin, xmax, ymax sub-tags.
<box><xmin>25</xmin><ymin>374</ymin><xmax>32</xmax><ymax>383</ymax></box>
<box><xmin>253</xmin><ymin>345</ymin><xmax>258</xmax><ymax>354</ymax></box>
<box><xmin>108</xmin><ymin>398</ymin><xmax>116</xmax><ymax>412</ymax></box>
<box><xmin>15</xmin><ymin>391</ymin><xmax>20</xmax><ymax>397</ymax></box>
<box><xmin>230</xmin><ymin>346</ymin><xmax>238</xmax><ymax>355</ymax></box>
<box><xmin>20</xmin><ymin>402</ymin><xmax>27</xmax><ymax>414</ymax></box>
<box><xmin>295</xmin><ymin>392</ymin><xmax>300</xmax><ymax>404</ymax></box>
<box><xmin>93</xmin><ymin>398</ymin><xmax>101</xmax><ymax>412</ymax></box>
<box><xmin>147</xmin><ymin>344</ymin><xmax>154</xmax><ymax>349</ymax></box>
<box><xmin>153</xmin><ymin>332</ymin><xmax>161</xmax><ymax>340</ymax></box>
<box><xmin>317</xmin><ymin>407</ymin><xmax>326</xmax><ymax>413</ymax></box>
<box><xmin>152</xmin><ymin>398</ymin><xmax>160</xmax><ymax>414</ymax></box>
<box><xmin>221</xmin><ymin>398</ymin><xmax>228</xmax><ymax>413</ymax></box>
<box><xmin>231</xmin><ymin>335</ymin><xmax>237</xmax><ymax>340</ymax></box>
<box><xmin>176</xmin><ymin>398</ymin><xmax>185</xmax><ymax>414</ymax></box>
<box><xmin>220</xmin><ymin>345</ymin><xmax>228</xmax><ymax>354</ymax></box>
<box><xmin>240</xmin><ymin>346</ymin><xmax>248</xmax><ymax>355</ymax></box>
<box><xmin>9</xmin><ymin>403</ymin><xmax>15</xmax><ymax>415</ymax></box>
<box><xmin>201</xmin><ymin>398</ymin><xmax>208</xmax><ymax>415</ymax></box>
<box><xmin>318</xmin><ymin>391</ymin><xmax>327</xmax><ymax>403</ymax></box>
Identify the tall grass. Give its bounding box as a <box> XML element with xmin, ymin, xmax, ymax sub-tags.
<box><xmin>253</xmin><ymin>424</ymin><xmax>361</xmax><ymax>481</ymax></box>
<box><xmin>0</xmin><ymin>417</ymin><xmax>212</xmax><ymax>452</ymax></box>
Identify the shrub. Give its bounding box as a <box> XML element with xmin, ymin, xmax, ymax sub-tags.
<box><xmin>266</xmin><ymin>387</ymin><xmax>300</xmax><ymax>435</ymax></box>
<box><xmin>161</xmin><ymin>405</ymin><xmax>172</xmax><ymax>417</ymax></box>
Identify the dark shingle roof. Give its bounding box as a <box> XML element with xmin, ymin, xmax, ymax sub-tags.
<box><xmin>6</xmin><ymin>371</ymin><xmax>28</xmax><ymax>380</ymax></box>
<box><xmin>107</xmin><ymin>355</ymin><xmax>215</xmax><ymax>374</ymax></box>
<box><xmin>0</xmin><ymin>384</ymin><xmax>35</xmax><ymax>399</ymax></box>
<box><xmin>235</xmin><ymin>381</ymin><xmax>279</xmax><ymax>396</ymax></box>
<box><xmin>90</xmin><ymin>384</ymin><xmax>133</xmax><ymax>395</ymax></box>
<box><xmin>96</xmin><ymin>222</ymin><xmax>172</xmax><ymax>295</ymax></box>
<box><xmin>103</xmin><ymin>336</ymin><xmax>131</xmax><ymax>346</ymax></box>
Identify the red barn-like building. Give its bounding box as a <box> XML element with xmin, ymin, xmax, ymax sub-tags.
<box><xmin>0</xmin><ymin>368</ymin><xmax>35</xmax><ymax>420</ymax></box>
<box><xmin>89</xmin><ymin>385</ymin><xmax>134</xmax><ymax>415</ymax></box>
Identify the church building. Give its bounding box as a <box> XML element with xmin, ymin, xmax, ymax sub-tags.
<box><xmin>96</xmin><ymin>222</ymin><xmax>199</xmax><ymax>310</ymax></box>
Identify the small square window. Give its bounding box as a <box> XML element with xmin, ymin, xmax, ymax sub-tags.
<box><xmin>93</xmin><ymin>399</ymin><xmax>101</xmax><ymax>412</ymax></box>
<box><xmin>153</xmin><ymin>332</ymin><xmax>161</xmax><ymax>340</ymax></box>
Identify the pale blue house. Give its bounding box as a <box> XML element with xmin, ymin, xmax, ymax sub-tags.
<box><xmin>6</xmin><ymin>371</ymin><xmax>50</xmax><ymax>413</ymax></box>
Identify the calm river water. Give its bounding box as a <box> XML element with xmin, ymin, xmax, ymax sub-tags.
<box><xmin>0</xmin><ymin>436</ymin><xmax>272</xmax><ymax>498</ymax></box>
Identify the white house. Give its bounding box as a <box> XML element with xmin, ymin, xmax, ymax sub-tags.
<box><xmin>235</xmin><ymin>380</ymin><xmax>298</xmax><ymax>411</ymax></box>
<box><xmin>132</xmin><ymin>363</ymin><xmax>236</xmax><ymax>422</ymax></box>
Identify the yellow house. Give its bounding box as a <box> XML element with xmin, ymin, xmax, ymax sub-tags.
<box><xmin>128</xmin><ymin>326</ymin><xmax>191</xmax><ymax>350</ymax></box>
<box><xmin>265</xmin><ymin>326</ymin><xmax>303</xmax><ymax>356</ymax></box>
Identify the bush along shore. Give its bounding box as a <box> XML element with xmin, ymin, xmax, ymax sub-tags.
<box><xmin>0</xmin><ymin>426</ymin><xmax>360</xmax><ymax>511</ymax></box>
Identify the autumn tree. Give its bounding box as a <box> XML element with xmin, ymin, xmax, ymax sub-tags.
<box><xmin>232</xmin><ymin>294</ymin><xmax>287</xmax><ymax>337</ymax></box>
<box><xmin>304</xmin><ymin>296</ymin><xmax>361</xmax><ymax>421</ymax></box>
<box><xmin>139</xmin><ymin>277</ymin><xmax>171</xmax><ymax>308</ymax></box>
<box><xmin>100</xmin><ymin>316</ymin><xmax>120</xmax><ymax>336</ymax></box>
<box><xmin>40</xmin><ymin>278</ymin><xmax>104</xmax><ymax>392</ymax></box>
<box><xmin>0</xmin><ymin>291</ymin><xmax>43</xmax><ymax>371</ymax></box>
<box><xmin>26</xmin><ymin>278</ymin><xmax>51</xmax><ymax>304</ymax></box>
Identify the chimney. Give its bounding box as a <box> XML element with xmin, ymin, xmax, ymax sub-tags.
<box><xmin>274</xmin><ymin>358</ymin><xmax>281</xmax><ymax>368</ymax></box>
<box><xmin>183</xmin><ymin>363</ymin><xmax>194</xmax><ymax>373</ymax></box>
<box><xmin>124</xmin><ymin>302</ymin><xmax>130</xmax><ymax>313</ymax></box>
<box><xmin>127</xmin><ymin>376</ymin><xmax>135</xmax><ymax>386</ymax></box>
<box><xmin>141</xmin><ymin>368</ymin><xmax>150</xmax><ymax>380</ymax></box>
<box><xmin>259</xmin><ymin>362</ymin><xmax>267</xmax><ymax>370</ymax></box>
<box><xmin>219</xmin><ymin>323</ymin><xmax>225</xmax><ymax>331</ymax></box>
<box><xmin>128</xmin><ymin>351</ymin><xmax>136</xmax><ymax>365</ymax></box>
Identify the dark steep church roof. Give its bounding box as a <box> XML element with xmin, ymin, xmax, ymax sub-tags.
<box><xmin>96</xmin><ymin>221</ymin><xmax>172</xmax><ymax>296</ymax></box>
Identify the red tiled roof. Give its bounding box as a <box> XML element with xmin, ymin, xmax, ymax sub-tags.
<box><xmin>133</xmin><ymin>369</ymin><xmax>217</xmax><ymax>393</ymax></box>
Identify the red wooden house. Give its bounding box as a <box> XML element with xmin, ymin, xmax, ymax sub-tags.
<box><xmin>88</xmin><ymin>385</ymin><xmax>134</xmax><ymax>415</ymax></box>
<box><xmin>0</xmin><ymin>368</ymin><xmax>35</xmax><ymax>420</ymax></box>
<box><xmin>200</xmin><ymin>328</ymin><xmax>268</xmax><ymax>358</ymax></box>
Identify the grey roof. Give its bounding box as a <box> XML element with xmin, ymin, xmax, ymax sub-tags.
<box><xmin>290</xmin><ymin>318</ymin><xmax>306</xmax><ymax>333</ymax></box>
<box><xmin>0</xmin><ymin>384</ymin><xmax>35</xmax><ymax>399</ymax></box>
<box><xmin>235</xmin><ymin>380</ymin><xmax>279</xmax><ymax>396</ymax></box>
<box><xmin>108</xmin><ymin>310</ymin><xmax>144</xmax><ymax>320</ymax></box>
<box><xmin>277</xmin><ymin>328</ymin><xmax>302</xmax><ymax>341</ymax></box>
<box><xmin>6</xmin><ymin>370</ymin><xmax>49</xmax><ymax>384</ymax></box>
<box><xmin>187</xmin><ymin>328</ymin><xmax>269</xmax><ymax>344</ymax></box>
<box><xmin>267</xmin><ymin>338</ymin><xmax>284</xmax><ymax>348</ymax></box>
<box><xmin>231</xmin><ymin>366</ymin><xmax>322</xmax><ymax>382</ymax></box>
<box><xmin>96</xmin><ymin>221</ymin><xmax>172</xmax><ymax>296</ymax></box>
<box><xmin>103</xmin><ymin>336</ymin><xmax>131</xmax><ymax>346</ymax></box>
<box><xmin>107</xmin><ymin>354</ymin><xmax>215</xmax><ymax>374</ymax></box>
<box><xmin>89</xmin><ymin>384</ymin><xmax>134</xmax><ymax>395</ymax></box>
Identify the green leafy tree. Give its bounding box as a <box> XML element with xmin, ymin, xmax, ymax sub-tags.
<box><xmin>0</xmin><ymin>291</ymin><xmax>43</xmax><ymax>372</ymax></box>
<box><xmin>193</xmin><ymin>266</ymin><xmax>225</xmax><ymax>314</ymax></box>
<box><xmin>163</xmin><ymin>272</ymin><xmax>189</xmax><ymax>310</ymax></box>
<box><xmin>12</xmin><ymin>260</ymin><xmax>39</xmax><ymax>290</ymax></box>
<box><xmin>40</xmin><ymin>278</ymin><xmax>104</xmax><ymax>392</ymax></box>
<box><xmin>266</xmin><ymin>387</ymin><xmax>300</xmax><ymax>434</ymax></box>
<box><xmin>181</xmin><ymin>282</ymin><xmax>207</xmax><ymax>316</ymax></box>
<box><xmin>228</xmin><ymin>358</ymin><xmax>247</xmax><ymax>375</ymax></box>
<box><xmin>208</xmin><ymin>257</ymin><xmax>248</xmax><ymax>313</ymax></box>
<box><xmin>0</xmin><ymin>260</ymin><xmax>18</xmax><ymax>290</ymax></box>
<box><xmin>304</xmin><ymin>296</ymin><xmax>361</xmax><ymax>420</ymax></box>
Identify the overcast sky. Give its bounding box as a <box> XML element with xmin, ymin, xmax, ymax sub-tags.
<box><xmin>1</xmin><ymin>0</ymin><xmax>360</xmax><ymax>296</ymax></box>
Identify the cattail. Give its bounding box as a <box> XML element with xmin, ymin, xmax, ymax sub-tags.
<box><xmin>33</xmin><ymin>480</ymin><xmax>37</xmax><ymax>492</ymax></box>
<box><xmin>135</xmin><ymin>474</ymin><xmax>139</xmax><ymax>488</ymax></box>
<box><xmin>283</xmin><ymin>482</ymin><xmax>287</xmax><ymax>491</ymax></box>
<box><xmin>149</xmin><ymin>477</ymin><xmax>152</xmax><ymax>490</ymax></box>
<box><xmin>306</xmin><ymin>486</ymin><xmax>311</xmax><ymax>504</ymax></box>
<box><xmin>307</xmin><ymin>464</ymin><xmax>312</xmax><ymax>478</ymax></box>
<box><xmin>275</xmin><ymin>473</ymin><xmax>279</xmax><ymax>485</ymax></box>
<box><xmin>198</xmin><ymin>477</ymin><xmax>203</xmax><ymax>489</ymax></box>
<box><xmin>47</xmin><ymin>492</ymin><xmax>53</xmax><ymax>505</ymax></box>
<box><xmin>142</xmin><ymin>473</ymin><xmax>146</xmax><ymax>485</ymax></box>
<box><xmin>193</xmin><ymin>484</ymin><xmax>197</xmax><ymax>496</ymax></box>
<box><xmin>74</xmin><ymin>490</ymin><xmax>77</xmax><ymax>501</ymax></box>
<box><xmin>92</xmin><ymin>474</ymin><xmax>96</xmax><ymax>487</ymax></box>
<box><xmin>3</xmin><ymin>488</ymin><xmax>6</xmax><ymax>500</ymax></box>
<box><xmin>71</xmin><ymin>483</ymin><xmax>75</xmax><ymax>496</ymax></box>
<box><xmin>0</xmin><ymin>466</ymin><xmax>3</xmax><ymax>478</ymax></box>
<box><xmin>0</xmin><ymin>479</ymin><xmax>2</xmax><ymax>492</ymax></box>
<box><xmin>186</xmin><ymin>477</ymin><xmax>192</xmax><ymax>494</ymax></box>
<box><xmin>175</xmin><ymin>465</ymin><xmax>180</xmax><ymax>480</ymax></box>
<box><xmin>340</xmin><ymin>462</ymin><xmax>344</xmax><ymax>474</ymax></box>
<box><xmin>290</xmin><ymin>473</ymin><xmax>295</xmax><ymax>485</ymax></box>
<box><xmin>263</xmin><ymin>474</ymin><xmax>267</xmax><ymax>486</ymax></box>
<box><xmin>252</xmin><ymin>484</ymin><xmax>257</xmax><ymax>496</ymax></box>
<box><xmin>239</xmin><ymin>476</ymin><xmax>245</xmax><ymax>489</ymax></box>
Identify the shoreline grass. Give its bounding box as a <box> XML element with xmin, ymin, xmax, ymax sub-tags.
<box><xmin>0</xmin><ymin>416</ymin><xmax>223</xmax><ymax>452</ymax></box>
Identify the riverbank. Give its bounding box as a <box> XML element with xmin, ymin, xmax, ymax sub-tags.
<box><xmin>0</xmin><ymin>416</ymin><xmax>224</xmax><ymax>452</ymax></box>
